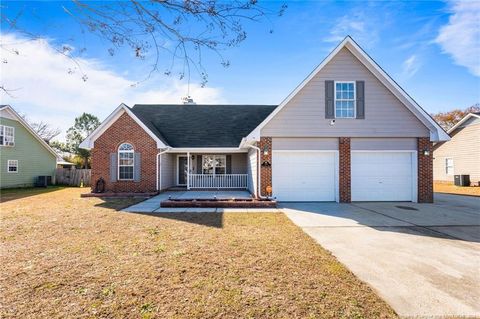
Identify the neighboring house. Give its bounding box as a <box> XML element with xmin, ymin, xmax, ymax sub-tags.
<box><xmin>80</xmin><ymin>36</ymin><xmax>449</xmax><ymax>203</ymax></box>
<box><xmin>433</xmin><ymin>112</ymin><xmax>480</xmax><ymax>186</ymax></box>
<box><xmin>0</xmin><ymin>105</ymin><xmax>58</xmax><ymax>188</ymax></box>
<box><xmin>56</xmin><ymin>156</ymin><xmax>75</xmax><ymax>169</ymax></box>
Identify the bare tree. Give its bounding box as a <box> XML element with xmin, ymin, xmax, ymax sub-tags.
<box><xmin>1</xmin><ymin>0</ymin><xmax>286</xmax><ymax>94</ymax></box>
<box><xmin>20</xmin><ymin>114</ymin><xmax>62</xmax><ymax>143</ymax></box>
<box><xmin>29</xmin><ymin>121</ymin><xmax>62</xmax><ymax>144</ymax></box>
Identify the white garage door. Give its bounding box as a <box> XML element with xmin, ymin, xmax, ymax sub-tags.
<box><xmin>272</xmin><ymin>151</ymin><xmax>337</xmax><ymax>201</ymax></box>
<box><xmin>351</xmin><ymin>152</ymin><xmax>415</xmax><ymax>202</ymax></box>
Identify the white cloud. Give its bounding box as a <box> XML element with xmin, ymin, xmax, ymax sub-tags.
<box><xmin>324</xmin><ymin>5</ymin><xmax>385</xmax><ymax>49</ymax></box>
<box><xmin>0</xmin><ymin>33</ymin><xmax>225</xmax><ymax>140</ymax></box>
<box><xmin>402</xmin><ymin>54</ymin><xmax>421</xmax><ymax>78</ymax></box>
<box><xmin>435</xmin><ymin>1</ymin><xmax>480</xmax><ymax>76</ymax></box>
<box><xmin>325</xmin><ymin>15</ymin><xmax>378</xmax><ymax>48</ymax></box>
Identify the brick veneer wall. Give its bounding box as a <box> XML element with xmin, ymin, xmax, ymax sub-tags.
<box><xmin>91</xmin><ymin>112</ymin><xmax>159</xmax><ymax>193</ymax></box>
<box><xmin>259</xmin><ymin>137</ymin><xmax>272</xmax><ymax>197</ymax></box>
<box><xmin>417</xmin><ymin>137</ymin><xmax>433</xmax><ymax>203</ymax></box>
<box><xmin>339</xmin><ymin>137</ymin><xmax>351</xmax><ymax>203</ymax></box>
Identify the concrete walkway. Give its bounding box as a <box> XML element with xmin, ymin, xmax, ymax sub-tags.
<box><xmin>122</xmin><ymin>190</ymin><xmax>280</xmax><ymax>213</ymax></box>
<box><xmin>282</xmin><ymin>194</ymin><xmax>480</xmax><ymax>318</ymax></box>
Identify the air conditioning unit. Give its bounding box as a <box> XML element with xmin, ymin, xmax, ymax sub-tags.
<box><xmin>35</xmin><ymin>176</ymin><xmax>52</xmax><ymax>187</ymax></box>
<box><xmin>454</xmin><ymin>175</ymin><xmax>470</xmax><ymax>187</ymax></box>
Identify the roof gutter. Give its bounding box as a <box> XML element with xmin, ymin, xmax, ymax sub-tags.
<box><xmin>165</xmin><ymin>147</ymin><xmax>247</xmax><ymax>153</ymax></box>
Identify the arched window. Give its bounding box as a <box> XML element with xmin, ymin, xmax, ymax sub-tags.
<box><xmin>118</xmin><ymin>143</ymin><xmax>134</xmax><ymax>180</ymax></box>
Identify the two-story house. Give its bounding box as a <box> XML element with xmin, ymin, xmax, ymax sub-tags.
<box><xmin>0</xmin><ymin>105</ymin><xmax>57</xmax><ymax>188</ymax></box>
<box><xmin>80</xmin><ymin>37</ymin><xmax>449</xmax><ymax>203</ymax></box>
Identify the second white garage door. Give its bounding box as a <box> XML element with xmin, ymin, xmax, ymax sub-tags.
<box><xmin>351</xmin><ymin>151</ymin><xmax>416</xmax><ymax>202</ymax></box>
<box><xmin>272</xmin><ymin>151</ymin><xmax>337</xmax><ymax>201</ymax></box>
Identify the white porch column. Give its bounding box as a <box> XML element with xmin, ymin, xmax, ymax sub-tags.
<box><xmin>187</xmin><ymin>152</ymin><xmax>190</xmax><ymax>190</ymax></box>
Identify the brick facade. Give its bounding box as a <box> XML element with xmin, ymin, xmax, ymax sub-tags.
<box><xmin>259</xmin><ymin>137</ymin><xmax>272</xmax><ymax>197</ymax></box>
<box><xmin>417</xmin><ymin>137</ymin><xmax>433</xmax><ymax>203</ymax></box>
<box><xmin>91</xmin><ymin>112</ymin><xmax>159</xmax><ymax>193</ymax></box>
<box><xmin>339</xmin><ymin>137</ymin><xmax>351</xmax><ymax>203</ymax></box>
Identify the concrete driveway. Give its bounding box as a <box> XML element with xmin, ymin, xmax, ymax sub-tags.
<box><xmin>281</xmin><ymin>193</ymin><xmax>480</xmax><ymax>318</ymax></box>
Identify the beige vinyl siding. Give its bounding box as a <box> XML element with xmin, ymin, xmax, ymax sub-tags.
<box><xmin>231</xmin><ymin>153</ymin><xmax>247</xmax><ymax>174</ymax></box>
<box><xmin>261</xmin><ymin>47</ymin><xmax>429</xmax><ymax>138</ymax></box>
<box><xmin>160</xmin><ymin>153</ymin><xmax>175</xmax><ymax>190</ymax></box>
<box><xmin>273</xmin><ymin>137</ymin><xmax>339</xmax><ymax>150</ymax></box>
<box><xmin>247</xmin><ymin>148</ymin><xmax>257</xmax><ymax>195</ymax></box>
<box><xmin>351</xmin><ymin>138</ymin><xmax>417</xmax><ymax>150</ymax></box>
<box><xmin>433</xmin><ymin>123</ymin><xmax>480</xmax><ymax>183</ymax></box>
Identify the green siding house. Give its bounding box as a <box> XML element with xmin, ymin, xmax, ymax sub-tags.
<box><xmin>0</xmin><ymin>105</ymin><xmax>57</xmax><ymax>188</ymax></box>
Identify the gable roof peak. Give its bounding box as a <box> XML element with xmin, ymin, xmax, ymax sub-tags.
<box><xmin>447</xmin><ymin>112</ymin><xmax>480</xmax><ymax>134</ymax></box>
<box><xmin>245</xmin><ymin>36</ymin><xmax>449</xmax><ymax>142</ymax></box>
<box><xmin>0</xmin><ymin>105</ymin><xmax>58</xmax><ymax>157</ymax></box>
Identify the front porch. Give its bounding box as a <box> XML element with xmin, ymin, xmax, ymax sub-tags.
<box><xmin>160</xmin><ymin>151</ymin><xmax>253</xmax><ymax>191</ymax></box>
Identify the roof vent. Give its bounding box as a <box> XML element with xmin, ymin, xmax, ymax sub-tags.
<box><xmin>182</xmin><ymin>95</ymin><xmax>196</xmax><ymax>105</ymax></box>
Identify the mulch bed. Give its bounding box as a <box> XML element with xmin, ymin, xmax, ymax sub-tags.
<box><xmin>161</xmin><ymin>198</ymin><xmax>277</xmax><ymax>208</ymax></box>
<box><xmin>80</xmin><ymin>192</ymin><xmax>158</xmax><ymax>198</ymax></box>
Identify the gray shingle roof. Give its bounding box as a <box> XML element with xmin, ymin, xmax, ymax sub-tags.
<box><xmin>130</xmin><ymin>104</ymin><xmax>277</xmax><ymax>147</ymax></box>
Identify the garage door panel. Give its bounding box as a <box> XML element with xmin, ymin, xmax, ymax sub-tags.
<box><xmin>351</xmin><ymin>152</ymin><xmax>414</xmax><ymax>202</ymax></box>
<box><xmin>273</xmin><ymin>152</ymin><xmax>336</xmax><ymax>202</ymax></box>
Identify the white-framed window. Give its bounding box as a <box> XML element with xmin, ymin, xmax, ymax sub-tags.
<box><xmin>118</xmin><ymin>143</ymin><xmax>134</xmax><ymax>180</ymax></box>
<box><xmin>202</xmin><ymin>155</ymin><xmax>226</xmax><ymax>175</ymax></box>
<box><xmin>0</xmin><ymin>125</ymin><xmax>15</xmax><ymax>146</ymax></box>
<box><xmin>445</xmin><ymin>158</ymin><xmax>454</xmax><ymax>175</ymax></box>
<box><xmin>7</xmin><ymin>160</ymin><xmax>18</xmax><ymax>173</ymax></box>
<box><xmin>334</xmin><ymin>81</ymin><xmax>356</xmax><ymax>118</ymax></box>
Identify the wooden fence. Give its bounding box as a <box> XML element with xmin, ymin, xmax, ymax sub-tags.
<box><xmin>55</xmin><ymin>168</ymin><xmax>91</xmax><ymax>187</ymax></box>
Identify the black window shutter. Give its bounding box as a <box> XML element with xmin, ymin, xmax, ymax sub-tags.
<box><xmin>134</xmin><ymin>153</ymin><xmax>141</xmax><ymax>182</ymax></box>
<box><xmin>197</xmin><ymin>155</ymin><xmax>202</xmax><ymax>174</ymax></box>
<box><xmin>226</xmin><ymin>155</ymin><xmax>232</xmax><ymax>174</ymax></box>
<box><xmin>110</xmin><ymin>153</ymin><xmax>117</xmax><ymax>182</ymax></box>
<box><xmin>356</xmin><ymin>81</ymin><xmax>365</xmax><ymax>119</ymax></box>
<box><xmin>325</xmin><ymin>80</ymin><xmax>335</xmax><ymax>119</ymax></box>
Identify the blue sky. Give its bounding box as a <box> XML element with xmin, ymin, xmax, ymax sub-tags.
<box><xmin>1</xmin><ymin>0</ymin><xmax>479</xmax><ymax>139</ymax></box>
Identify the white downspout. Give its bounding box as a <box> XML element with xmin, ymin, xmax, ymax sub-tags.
<box><xmin>156</xmin><ymin>148</ymin><xmax>171</xmax><ymax>192</ymax></box>
<box><xmin>246</xmin><ymin>144</ymin><xmax>268</xmax><ymax>199</ymax></box>
<box><xmin>187</xmin><ymin>151</ymin><xmax>190</xmax><ymax>190</ymax></box>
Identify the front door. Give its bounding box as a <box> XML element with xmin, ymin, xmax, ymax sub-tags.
<box><xmin>178</xmin><ymin>156</ymin><xmax>188</xmax><ymax>185</ymax></box>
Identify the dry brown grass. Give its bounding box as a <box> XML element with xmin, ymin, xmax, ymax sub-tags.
<box><xmin>434</xmin><ymin>182</ymin><xmax>480</xmax><ymax>196</ymax></box>
<box><xmin>1</xmin><ymin>187</ymin><xmax>396</xmax><ymax>318</ymax></box>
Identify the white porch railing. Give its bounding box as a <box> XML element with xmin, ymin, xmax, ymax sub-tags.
<box><xmin>188</xmin><ymin>174</ymin><xmax>248</xmax><ymax>189</ymax></box>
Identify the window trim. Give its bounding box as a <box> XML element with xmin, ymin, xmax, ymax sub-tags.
<box><xmin>201</xmin><ymin>155</ymin><xmax>226</xmax><ymax>175</ymax></box>
<box><xmin>445</xmin><ymin>157</ymin><xmax>454</xmax><ymax>175</ymax></box>
<box><xmin>117</xmin><ymin>143</ymin><xmax>134</xmax><ymax>181</ymax></box>
<box><xmin>7</xmin><ymin>160</ymin><xmax>18</xmax><ymax>173</ymax></box>
<box><xmin>334</xmin><ymin>81</ymin><xmax>356</xmax><ymax>119</ymax></box>
<box><xmin>0</xmin><ymin>125</ymin><xmax>15</xmax><ymax>147</ymax></box>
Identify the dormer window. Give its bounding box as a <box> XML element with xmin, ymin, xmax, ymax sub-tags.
<box><xmin>0</xmin><ymin>125</ymin><xmax>15</xmax><ymax>146</ymax></box>
<box><xmin>334</xmin><ymin>82</ymin><xmax>356</xmax><ymax>118</ymax></box>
